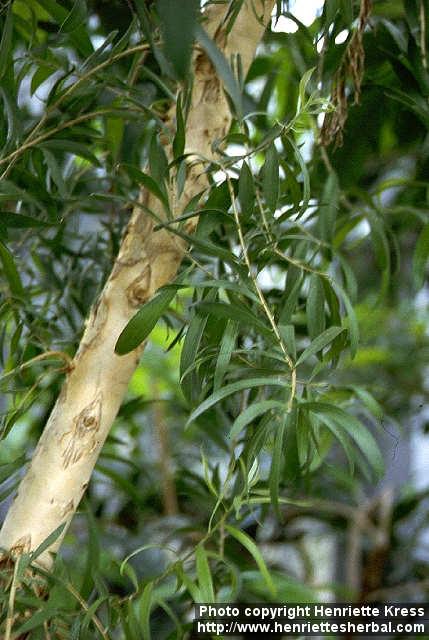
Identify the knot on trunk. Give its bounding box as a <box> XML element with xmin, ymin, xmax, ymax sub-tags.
<box><xmin>61</xmin><ymin>393</ymin><xmax>102</xmax><ymax>469</ymax></box>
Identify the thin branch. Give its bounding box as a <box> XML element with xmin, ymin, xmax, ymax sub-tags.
<box><xmin>0</xmin><ymin>43</ymin><xmax>153</xmax><ymax>178</ymax></box>
<box><xmin>225</xmin><ymin>174</ymin><xmax>296</xmax><ymax>411</ymax></box>
<box><xmin>4</xmin><ymin>557</ymin><xmax>19</xmax><ymax>640</ymax></box>
<box><xmin>0</xmin><ymin>351</ymin><xmax>73</xmax><ymax>384</ymax></box>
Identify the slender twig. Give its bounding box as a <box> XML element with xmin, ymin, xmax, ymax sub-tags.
<box><xmin>0</xmin><ymin>350</ymin><xmax>73</xmax><ymax>384</ymax></box>
<box><xmin>0</xmin><ymin>43</ymin><xmax>153</xmax><ymax>178</ymax></box>
<box><xmin>225</xmin><ymin>174</ymin><xmax>296</xmax><ymax>411</ymax></box>
<box><xmin>273</xmin><ymin>247</ymin><xmax>329</xmax><ymax>277</ymax></box>
<box><xmin>0</xmin><ymin>109</ymin><xmax>139</xmax><ymax>174</ymax></box>
<box><xmin>65</xmin><ymin>580</ymin><xmax>110</xmax><ymax>640</ymax></box>
<box><xmin>4</xmin><ymin>557</ymin><xmax>19</xmax><ymax>640</ymax></box>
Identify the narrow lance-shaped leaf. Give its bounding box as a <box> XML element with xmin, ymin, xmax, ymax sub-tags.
<box><xmin>296</xmin><ymin>326</ymin><xmax>344</xmax><ymax>366</ymax></box>
<box><xmin>283</xmin><ymin>406</ymin><xmax>300</xmax><ymax>482</ymax></box>
<box><xmin>195</xmin><ymin>545</ymin><xmax>215</xmax><ymax>603</ymax></box>
<box><xmin>38</xmin><ymin>140</ymin><xmax>101</xmax><ymax>166</ymax></box>
<box><xmin>306</xmin><ymin>274</ymin><xmax>325</xmax><ymax>340</ymax></box>
<box><xmin>0</xmin><ymin>213</ymin><xmax>54</xmax><ymax>231</ymax></box>
<box><xmin>180</xmin><ymin>291</ymin><xmax>216</xmax><ymax>403</ymax></box>
<box><xmin>0</xmin><ymin>240</ymin><xmax>24</xmax><ymax>298</ymax></box>
<box><xmin>122</xmin><ymin>164</ymin><xmax>169</xmax><ymax>211</ymax></box>
<box><xmin>297</xmin><ymin>66</ymin><xmax>315</xmax><ymax>112</ymax></box>
<box><xmin>196</xmin><ymin>301</ymin><xmax>274</xmax><ymax>341</ymax></box>
<box><xmin>195</xmin><ymin>24</ymin><xmax>243</xmax><ymax>118</ymax></box>
<box><xmin>229</xmin><ymin>400</ymin><xmax>285</xmax><ymax>440</ymax></box>
<box><xmin>173</xmin><ymin>93</ymin><xmax>186</xmax><ymax>159</ymax></box>
<box><xmin>331</xmin><ymin>280</ymin><xmax>359</xmax><ymax>358</ymax></box>
<box><xmin>213</xmin><ymin>320</ymin><xmax>238</xmax><ymax>391</ymax></box>
<box><xmin>115</xmin><ymin>288</ymin><xmax>176</xmax><ymax>355</ymax></box>
<box><xmin>157</xmin><ymin>0</ymin><xmax>199</xmax><ymax>79</ymax></box>
<box><xmin>60</xmin><ymin>0</ymin><xmax>87</xmax><ymax>33</ymax></box>
<box><xmin>269</xmin><ymin>414</ymin><xmax>287</xmax><ymax>518</ymax></box>
<box><xmin>262</xmin><ymin>144</ymin><xmax>279</xmax><ymax>213</ymax></box>
<box><xmin>225</xmin><ymin>525</ymin><xmax>276</xmax><ymax>596</ymax></box>
<box><xmin>0</xmin><ymin>6</ymin><xmax>13</xmax><ymax>82</ymax></box>
<box><xmin>186</xmin><ymin>377</ymin><xmax>289</xmax><ymax>427</ymax></box>
<box><xmin>301</xmin><ymin>402</ymin><xmax>384</xmax><ymax>476</ymax></box>
<box><xmin>140</xmin><ymin>582</ymin><xmax>153</xmax><ymax>640</ymax></box>
<box><xmin>238</xmin><ymin>161</ymin><xmax>255</xmax><ymax>217</ymax></box>
<box><xmin>319</xmin><ymin>172</ymin><xmax>339</xmax><ymax>243</ymax></box>
<box><xmin>349</xmin><ymin>385</ymin><xmax>384</xmax><ymax>420</ymax></box>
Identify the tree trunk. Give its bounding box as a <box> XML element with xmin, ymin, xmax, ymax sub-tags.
<box><xmin>0</xmin><ymin>0</ymin><xmax>275</xmax><ymax>569</ymax></box>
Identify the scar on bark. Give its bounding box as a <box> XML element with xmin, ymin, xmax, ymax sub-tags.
<box><xmin>126</xmin><ymin>265</ymin><xmax>151</xmax><ymax>307</ymax></box>
<box><xmin>61</xmin><ymin>393</ymin><xmax>102</xmax><ymax>469</ymax></box>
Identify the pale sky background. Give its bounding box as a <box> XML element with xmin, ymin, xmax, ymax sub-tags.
<box><xmin>272</xmin><ymin>0</ymin><xmax>325</xmax><ymax>32</ymax></box>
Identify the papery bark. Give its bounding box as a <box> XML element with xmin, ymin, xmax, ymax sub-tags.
<box><xmin>0</xmin><ymin>0</ymin><xmax>275</xmax><ymax>568</ymax></box>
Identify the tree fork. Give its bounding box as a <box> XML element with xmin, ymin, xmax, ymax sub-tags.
<box><xmin>0</xmin><ymin>1</ymin><xmax>275</xmax><ymax>569</ymax></box>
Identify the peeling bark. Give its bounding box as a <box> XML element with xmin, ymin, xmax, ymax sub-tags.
<box><xmin>0</xmin><ymin>0</ymin><xmax>275</xmax><ymax>568</ymax></box>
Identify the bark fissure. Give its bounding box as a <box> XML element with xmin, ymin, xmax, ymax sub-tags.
<box><xmin>0</xmin><ymin>0</ymin><xmax>275</xmax><ymax>568</ymax></box>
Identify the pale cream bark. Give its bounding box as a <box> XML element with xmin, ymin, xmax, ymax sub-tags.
<box><xmin>0</xmin><ymin>0</ymin><xmax>275</xmax><ymax>568</ymax></box>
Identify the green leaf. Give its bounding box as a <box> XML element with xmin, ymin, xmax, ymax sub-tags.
<box><xmin>302</xmin><ymin>402</ymin><xmax>384</xmax><ymax>476</ymax></box>
<box><xmin>413</xmin><ymin>223</ymin><xmax>429</xmax><ymax>289</ymax></box>
<box><xmin>213</xmin><ymin>320</ymin><xmax>238</xmax><ymax>391</ymax></box>
<box><xmin>229</xmin><ymin>400</ymin><xmax>285</xmax><ymax>440</ymax></box>
<box><xmin>279</xmin><ymin>270</ymin><xmax>303</xmax><ymax>324</ymax></box>
<box><xmin>60</xmin><ymin>0</ymin><xmax>87</xmax><ymax>33</ymax></box>
<box><xmin>0</xmin><ymin>86</ymin><xmax>22</xmax><ymax>146</ymax></box>
<box><xmin>238</xmin><ymin>161</ymin><xmax>255</xmax><ymax>217</ymax></box>
<box><xmin>0</xmin><ymin>6</ymin><xmax>13</xmax><ymax>82</ymax></box>
<box><xmin>157</xmin><ymin>0</ymin><xmax>199</xmax><ymax>79</ymax></box>
<box><xmin>195</xmin><ymin>24</ymin><xmax>243</xmax><ymax>118</ymax></box>
<box><xmin>196</xmin><ymin>545</ymin><xmax>215</xmax><ymax>603</ymax></box>
<box><xmin>195</xmin><ymin>301</ymin><xmax>274</xmax><ymax>341</ymax></box>
<box><xmin>173</xmin><ymin>93</ymin><xmax>186</xmax><ymax>160</ymax></box>
<box><xmin>366</xmin><ymin>209</ymin><xmax>390</xmax><ymax>271</ymax></box>
<box><xmin>279</xmin><ymin>324</ymin><xmax>296</xmax><ymax>360</ymax></box>
<box><xmin>297</xmin><ymin>66</ymin><xmax>315</xmax><ymax>111</ymax></box>
<box><xmin>0</xmin><ymin>240</ymin><xmax>24</xmax><ymax>298</ymax></box>
<box><xmin>283</xmin><ymin>406</ymin><xmax>300</xmax><ymax>481</ymax></box>
<box><xmin>140</xmin><ymin>582</ymin><xmax>153</xmax><ymax>640</ymax></box>
<box><xmin>331</xmin><ymin>281</ymin><xmax>359</xmax><ymax>358</ymax></box>
<box><xmin>38</xmin><ymin>139</ymin><xmax>100</xmax><ymax>166</ymax></box>
<box><xmin>262</xmin><ymin>144</ymin><xmax>279</xmax><ymax>213</ymax></box>
<box><xmin>172</xmin><ymin>226</ymin><xmax>241</xmax><ymax>266</ymax></box>
<box><xmin>186</xmin><ymin>377</ymin><xmax>289</xmax><ymax>426</ymax></box>
<box><xmin>34</xmin><ymin>0</ymin><xmax>93</xmax><ymax>57</ymax></box>
<box><xmin>0</xmin><ymin>212</ymin><xmax>54</xmax><ymax>231</ymax></box>
<box><xmin>0</xmin><ymin>456</ymin><xmax>25</xmax><ymax>484</ymax></box>
<box><xmin>15</xmin><ymin>607</ymin><xmax>58</xmax><ymax>635</ymax></box>
<box><xmin>30</xmin><ymin>523</ymin><xmax>67</xmax><ymax>564</ymax></box>
<box><xmin>115</xmin><ymin>288</ymin><xmax>176</xmax><ymax>355</ymax></box>
<box><xmin>306</xmin><ymin>274</ymin><xmax>325</xmax><ymax>340</ymax></box>
<box><xmin>350</xmin><ymin>385</ymin><xmax>384</xmax><ymax>420</ymax></box>
<box><xmin>296</xmin><ymin>326</ymin><xmax>344</xmax><ymax>366</ymax></box>
<box><xmin>31</xmin><ymin>64</ymin><xmax>57</xmax><ymax>96</ymax></box>
<box><xmin>319</xmin><ymin>173</ymin><xmax>339</xmax><ymax>242</ymax></box>
<box><xmin>123</xmin><ymin>164</ymin><xmax>169</xmax><ymax>211</ymax></box>
<box><xmin>180</xmin><ymin>295</ymin><xmax>214</xmax><ymax>402</ymax></box>
<box><xmin>269</xmin><ymin>414</ymin><xmax>287</xmax><ymax>518</ymax></box>
<box><xmin>286</xmin><ymin>137</ymin><xmax>310</xmax><ymax>217</ymax></box>
<box><xmin>225</xmin><ymin>525</ymin><xmax>276</xmax><ymax>596</ymax></box>
<box><xmin>149</xmin><ymin>133</ymin><xmax>169</xmax><ymax>185</ymax></box>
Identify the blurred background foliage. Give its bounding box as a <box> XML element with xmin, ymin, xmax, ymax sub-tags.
<box><xmin>0</xmin><ymin>0</ymin><xmax>428</xmax><ymax>637</ymax></box>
